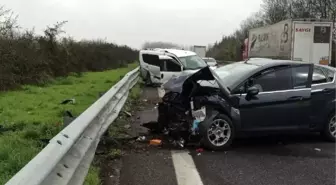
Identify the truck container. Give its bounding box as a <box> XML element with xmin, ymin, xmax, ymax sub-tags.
<box><xmin>193</xmin><ymin>45</ymin><xmax>207</xmax><ymax>58</ymax></box>
<box><xmin>246</xmin><ymin>19</ymin><xmax>334</xmax><ymax>65</ymax></box>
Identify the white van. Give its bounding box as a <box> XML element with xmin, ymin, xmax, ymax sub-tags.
<box><xmin>139</xmin><ymin>48</ymin><xmax>208</xmax><ymax>85</ymax></box>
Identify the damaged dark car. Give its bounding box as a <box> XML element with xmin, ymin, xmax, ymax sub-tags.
<box><xmin>157</xmin><ymin>59</ymin><xmax>336</xmax><ymax>150</ymax></box>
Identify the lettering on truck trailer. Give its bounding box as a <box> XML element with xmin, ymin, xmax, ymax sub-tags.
<box><xmin>296</xmin><ymin>28</ymin><xmax>311</xmax><ymax>32</ymax></box>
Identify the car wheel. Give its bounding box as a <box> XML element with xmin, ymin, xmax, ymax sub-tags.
<box><xmin>323</xmin><ymin>112</ymin><xmax>336</xmax><ymax>142</ymax></box>
<box><xmin>201</xmin><ymin>114</ymin><xmax>235</xmax><ymax>151</ymax></box>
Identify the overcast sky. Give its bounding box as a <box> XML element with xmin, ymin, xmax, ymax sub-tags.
<box><xmin>3</xmin><ymin>0</ymin><xmax>262</xmax><ymax>49</ymax></box>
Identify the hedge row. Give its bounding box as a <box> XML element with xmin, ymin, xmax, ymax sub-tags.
<box><xmin>0</xmin><ymin>22</ymin><xmax>138</xmax><ymax>91</ymax></box>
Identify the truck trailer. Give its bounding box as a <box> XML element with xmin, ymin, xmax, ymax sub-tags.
<box><xmin>193</xmin><ymin>45</ymin><xmax>207</xmax><ymax>58</ymax></box>
<box><xmin>244</xmin><ymin>19</ymin><xmax>334</xmax><ymax>65</ymax></box>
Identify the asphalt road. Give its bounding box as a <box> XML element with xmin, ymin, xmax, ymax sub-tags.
<box><xmin>118</xmin><ymin>86</ymin><xmax>336</xmax><ymax>185</ymax></box>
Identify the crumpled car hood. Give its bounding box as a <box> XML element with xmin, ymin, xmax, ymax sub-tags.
<box><xmin>163</xmin><ymin>66</ymin><xmax>230</xmax><ymax>97</ymax></box>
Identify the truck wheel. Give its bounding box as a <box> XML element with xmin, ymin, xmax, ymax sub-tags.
<box><xmin>322</xmin><ymin>112</ymin><xmax>336</xmax><ymax>142</ymax></box>
<box><xmin>200</xmin><ymin>114</ymin><xmax>235</xmax><ymax>151</ymax></box>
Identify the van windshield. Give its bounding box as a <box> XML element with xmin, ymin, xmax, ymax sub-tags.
<box><xmin>179</xmin><ymin>55</ymin><xmax>208</xmax><ymax>70</ymax></box>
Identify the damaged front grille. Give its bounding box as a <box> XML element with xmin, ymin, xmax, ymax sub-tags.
<box><xmin>158</xmin><ymin>92</ymin><xmax>192</xmax><ymax>141</ymax></box>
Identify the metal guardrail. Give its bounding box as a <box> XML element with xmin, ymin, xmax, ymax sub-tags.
<box><xmin>5</xmin><ymin>67</ymin><xmax>139</xmax><ymax>185</ymax></box>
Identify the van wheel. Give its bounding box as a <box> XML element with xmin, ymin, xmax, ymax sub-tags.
<box><xmin>200</xmin><ymin>114</ymin><xmax>235</xmax><ymax>151</ymax></box>
<box><xmin>145</xmin><ymin>72</ymin><xmax>152</xmax><ymax>86</ymax></box>
<box><xmin>322</xmin><ymin>112</ymin><xmax>336</xmax><ymax>142</ymax></box>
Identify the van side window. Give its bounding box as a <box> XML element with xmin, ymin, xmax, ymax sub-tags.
<box><xmin>164</xmin><ymin>60</ymin><xmax>181</xmax><ymax>72</ymax></box>
<box><xmin>142</xmin><ymin>54</ymin><xmax>160</xmax><ymax>67</ymax></box>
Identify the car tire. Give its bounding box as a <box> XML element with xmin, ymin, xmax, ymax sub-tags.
<box><xmin>322</xmin><ymin>112</ymin><xmax>336</xmax><ymax>142</ymax></box>
<box><xmin>200</xmin><ymin>114</ymin><xmax>235</xmax><ymax>151</ymax></box>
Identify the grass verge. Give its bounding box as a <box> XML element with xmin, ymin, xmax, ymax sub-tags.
<box><xmin>0</xmin><ymin>63</ymin><xmax>137</xmax><ymax>184</ymax></box>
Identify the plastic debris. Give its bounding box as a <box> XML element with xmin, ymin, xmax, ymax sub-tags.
<box><xmin>143</xmin><ymin>99</ymin><xmax>148</xmax><ymax>102</ymax></box>
<box><xmin>314</xmin><ymin>148</ymin><xmax>321</xmax><ymax>152</ymax></box>
<box><xmin>197</xmin><ymin>153</ymin><xmax>201</xmax><ymax>156</ymax></box>
<box><xmin>191</xmin><ymin>120</ymin><xmax>200</xmax><ymax>135</ymax></box>
<box><xmin>60</xmin><ymin>98</ymin><xmax>76</xmax><ymax>105</ymax></box>
<box><xmin>124</xmin><ymin>111</ymin><xmax>132</xmax><ymax>117</ymax></box>
<box><xmin>173</xmin><ymin>138</ymin><xmax>185</xmax><ymax>148</ymax></box>
<box><xmin>149</xmin><ymin>139</ymin><xmax>162</xmax><ymax>146</ymax></box>
<box><xmin>196</xmin><ymin>148</ymin><xmax>204</xmax><ymax>153</ymax></box>
<box><xmin>136</xmin><ymin>136</ymin><xmax>146</xmax><ymax>141</ymax></box>
<box><xmin>124</xmin><ymin>124</ymin><xmax>131</xmax><ymax>129</ymax></box>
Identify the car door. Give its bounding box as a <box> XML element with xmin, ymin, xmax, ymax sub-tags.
<box><xmin>310</xmin><ymin>66</ymin><xmax>336</xmax><ymax>129</ymax></box>
<box><xmin>159</xmin><ymin>56</ymin><xmax>183</xmax><ymax>84</ymax></box>
<box><xmin>237</xmin><ymin>64</ymin><xmax>311</xmax><ymax>131</ymax></box>
<box><xmin>139</xmin><ymin>51</ymin><xmax>162</xmax><ymax>83</ymax></box>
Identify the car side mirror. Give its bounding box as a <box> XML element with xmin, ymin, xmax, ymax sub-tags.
<box><xmin>247</xmin><ymin>86</ymin><xmax>259</xmax><ymax>96</ymax></box>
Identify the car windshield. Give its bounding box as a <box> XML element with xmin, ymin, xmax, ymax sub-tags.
<box><xmin>204</xmin><ymin>58</ymin><xmax>216</xmax><ymax>63</ymax></box>
<box><xmin>214</xmin><ymin>62</ymin><xmax>259</xmax><ymax>88</ymax></box>
<box><xmin>179</xmin><ymin>55</ymin><xmax>208</xmax><ymax>70</ymax></box>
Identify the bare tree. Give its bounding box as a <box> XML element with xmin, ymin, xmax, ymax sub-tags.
<box><xmin>0</xmin><ymin>6</ymin><xmax>19</xmax><ymax>38</ymax></box>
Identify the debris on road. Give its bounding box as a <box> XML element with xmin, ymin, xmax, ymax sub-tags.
<box><xmin>143</xmin><ymin>99</ymin><xmax>147</xmax><ymax>102</ymax></box>
<box><xmin>314</xmin><ymin>148</ymin><xmax>321</xmax><ymax>152</ymax></box>
<box><xmin>60</xmin><ymin>98</ymin><xmax>76</xmax><ymax>105</ymax></box>
<box><xmin>124</xmin><ymin>111</ymin><xmax>132</xmax><ymax>117</ymax></box>
<box><xmin>149</xmin><ymin>139</ymin><xmax>162</xmax><ymax>146</ymax></box>
<box><xmin>196</xmin><ymin>148</ymin><xmax>204</xmax><ymax>153</ymax></box>
<box><xmin>124</xmin><ymin>124</ymin><xmax>131</xmax><ymax>129</ymax></box>
<box><xmin>136</xmin><ymin>136</ymin><xmax>146</xmax><ymax>142</ymax></box>
<box><xmin>63</xmin><ymin>110</ymin><xmax>76</xmax><ymax>127</ymax></box>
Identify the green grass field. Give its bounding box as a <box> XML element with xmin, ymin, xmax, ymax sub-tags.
<box><xmin>0</xmin><ymin>63</ymin><xmax>137</xmax><ymax>184</ymax></box>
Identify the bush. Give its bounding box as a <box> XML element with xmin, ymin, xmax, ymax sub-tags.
<box><xmin>0</xmin><ymin>7</ymin><xmax>138</xmax><ymax>91</ymax></box>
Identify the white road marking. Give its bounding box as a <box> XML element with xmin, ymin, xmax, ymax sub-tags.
<box><xmin>171</xmin><ymin>150</ymin><xmax>204</xmax><ymax>185</ymax></box>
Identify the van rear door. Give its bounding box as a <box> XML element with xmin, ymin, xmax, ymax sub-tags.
<box><xmin>311</xmin><ymin>23</ymin><xmax>332</xmax><ymax>65</ymax></box>
<box><xmin>139</xmin><ymin>50</ymin><xmax>162</xmax><ymax>84</ymax></box>
<box><xmin>292</xmin><ymin>21</ymin><xmax>332</xmax><ymax>65</ymax></box>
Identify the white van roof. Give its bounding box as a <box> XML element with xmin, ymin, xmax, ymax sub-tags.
<box><xmin>154</xmin><ymin>48</ymin><xmax>196</xmax><ymax>57</ymax></box>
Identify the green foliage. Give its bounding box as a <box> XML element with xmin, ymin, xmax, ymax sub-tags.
<box><xmin>0</xmin><ymin>64</ymin><xmax>137</xmax><ymax>184</ymax></box>
<box><xmin>84</xmin><ymin>166</ymin><xmax>101</xmax><ymax>185</ymax></box>
<box><xmin>0</xmin><ymin>7</ymin><xmax>138</xmax><ymax>91</ymax></box>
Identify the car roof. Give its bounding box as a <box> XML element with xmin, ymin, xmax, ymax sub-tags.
<box><xmin>154</xmin><ymin>48</ymin><xmax>196</xmax><ymax>57</ymax></box>
<box><xmin>244</xmin><ymin>58</ymin><xmax>312</xmax><ymax>67</ymax></box>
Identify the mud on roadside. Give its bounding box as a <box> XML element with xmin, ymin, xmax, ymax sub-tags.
<box><xmin>93</xmin><ymin>85</ymin><xmax>161</xmax><ymax>185</ymax></box>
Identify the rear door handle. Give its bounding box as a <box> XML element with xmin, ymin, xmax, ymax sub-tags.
<box><xmin>287</xmin><ymin>96</ymin><xmax>303</xmax><ymax>101</ymax></box>
<box><xmin>322</xmin><ymin>88</ymin><xmax>333</xmax><ymax>93</ymax></box>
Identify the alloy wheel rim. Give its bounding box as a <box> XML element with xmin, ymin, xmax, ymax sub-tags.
<box><xmin>207</xmin><ymin>119</ymin><xmax>231</xmax><ymax>147</ymax></box>
<box><xmin>329</xmin><ymin>116</ymin><xmax>336</xmax><ymax>138</ymax></box>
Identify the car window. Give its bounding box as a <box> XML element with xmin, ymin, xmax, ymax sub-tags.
<box><xmin>292</xmin><ymin>66</ymin><xmax>309</xmax><ymax>89</ymax></box>
<box><xmin>252</xmin><ymin>67</ymin><xmax>293</xmax><ymax>92</ymax></box>
<box><xmin>163</xmin><ymin>59</ymin><xmax>181</xmax><ymax>72</ymax></box>
<box><xmin>142</xmin><ymin>54</ymin><xmax>160</xmax><ymax>67</ymax></box>
<box><xmin>325</xmin><ymin>68</ymin><xmax>335</xmax><ymax>82</ymax></box>
<box><xmin>312</xmin><ymin>67</ymin><xmax>328</xmax><ymax>84</ymax></box>
<box><xmin>216</xmin><ymin>62</ymin><xmax>259</xmax><ymax>90</ymax></box>
<box><xmin>179</xmin><ymin>55</ymin><xmax>207</xmax><ymax>70</ymax></box>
